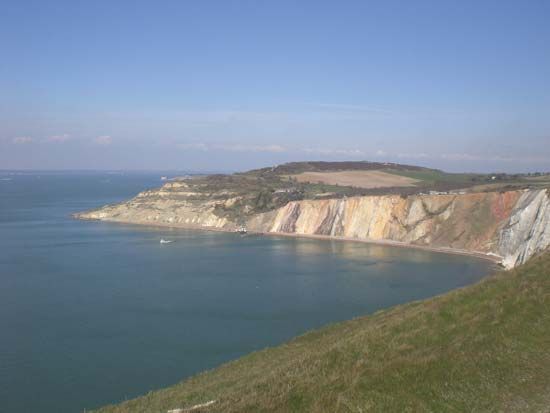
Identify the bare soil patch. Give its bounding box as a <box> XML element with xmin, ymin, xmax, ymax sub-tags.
<box><xmin>289</xmin><ymin>170</ymin><xmax>420</xmax><ymax>188</ymax></box>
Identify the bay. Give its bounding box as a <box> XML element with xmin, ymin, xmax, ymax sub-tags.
<box><xmin>0</xmin><ymin>172</ymin><xmax>492</xmax><ymax>412</ymax></box>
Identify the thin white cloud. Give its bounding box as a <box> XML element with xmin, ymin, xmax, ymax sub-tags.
<box><xmin>94</xmin><ymin>135</ymin><xmax>112</xmax><ymax>145</ymax></box>
<box><xmin>304</xmin><ymin>102</ymin><xmax>395</xmax><ymax>115</ymax></box>
<box><xmin>441</xmin><ymin>153</ymin><xmax>509</xmax><ymax>162</ymax></box>
<box><xmin>303</xmin><ymin>147</ymin><xmax>365</xmax><ymax>156</ymax></box>
<box><xmin>441</xmin><ymin>153</ymin><xmax>549</xmax><ymax>163</ymax></box>
<box><xmin>168</xmin><ymin>110</ymin><xmax>289</xmax><ymax>126</ymax></box>
<box><xmin>397</xmin><ymin>152</ymin><xmax>429</xmax><ymax>159</ymax></box>
<box><xmin>178</xmin><ymin>143</ymin><xmax>369</xmax><ymax>157</ymax></box>
<box><xmin>177</xmin><ymin>142</ymin><xmax>287</xmax><ymax>153</ymax></box>
<box><xmin>177</xmin><ymin>143</ymin><xmax>209</xmax><ymax>151</ymax></box>
<box><xmin>45</xmin><ymin>134</ymin><xmax>71</xmax><ymax>143</ymax></box>
<box><xmin>12</xmin><ymin>136</ymin><xmax>33</xmax><ymax>144</ymax></box>
<box><xmin>221</xmin><ymin>144</ymin><xmax>286</xmax><ymax>153</ymax></box>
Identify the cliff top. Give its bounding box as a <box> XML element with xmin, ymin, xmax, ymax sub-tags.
<box><xmin>122</xmin><ymin>161</ymin><xmax>549</xmax><ymax>225</ymax></box>
<box><xmin>245</xmin><ymin>160</ymin><xmax>437</xmax><ymax>175</ymax></box>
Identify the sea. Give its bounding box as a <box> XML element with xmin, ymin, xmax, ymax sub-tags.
<box><xmin>0</xmin><ymin>171</ymin><xmax>493</xmax><ymax>412</ymax></box>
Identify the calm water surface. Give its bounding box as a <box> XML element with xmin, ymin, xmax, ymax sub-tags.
<box><xmin>0</xmin><ymin>172</ymin><xmax>493</xmax><ymax>412</ymax></box>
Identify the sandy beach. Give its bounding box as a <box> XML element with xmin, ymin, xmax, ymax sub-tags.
<box><xmin>76</xmin><ymin>215</ymin><xmax>503</xmax><ymax>265</ymax></box>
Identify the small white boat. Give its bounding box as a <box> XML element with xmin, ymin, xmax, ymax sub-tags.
<box><xmin>235</xmin><ymin>226</ymin><xmax>247</xmax><ymax>235</ymax></box>
<box><xmin>160</xmin><ymin>238</ymin><xmax>173</xmax><ymax>244</ymax></box>
<box><xmin>161</xmin><ymin>176</ymin><xmax>168</xmax><ymax>180</ymax></box>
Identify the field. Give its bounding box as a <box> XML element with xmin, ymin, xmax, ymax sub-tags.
<box><xmin>288</xmin><ymin>170</ymin><xmax>420</xmax><ymax>189</ymax></box>
<box><xmin>93</xmin><ymin>251</ymin><xmax>550</xmax><ymax>413</ymax></box>
<box><xmin>151</xmin><ymin>162</ymin><xmax>550</xmax><ymax>226</ymax></box>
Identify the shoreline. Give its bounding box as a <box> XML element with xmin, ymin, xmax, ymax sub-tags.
<box><xmin>75</xmin><ymin>213</ymin><xmax>505</xmax><ymax>412</ymax></box>
<box><xmin>258</xmin><ymin>231</ymin><xmax>503</xmax><ymax>264</ymax></box>
<box><xmin>75</xmin><ymin>214</ymin><xmax>503</xmax><ymax>265</ymax></box>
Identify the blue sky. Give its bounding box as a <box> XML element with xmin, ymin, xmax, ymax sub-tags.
<box><xmin>1</xmin><ymin>0</ymin><xmax>549</xmax><ymax>172</ymax></box>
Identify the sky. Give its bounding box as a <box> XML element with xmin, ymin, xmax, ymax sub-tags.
<box><xmin>1</xmin><ymin>0</ymin><xmax>549</xmax><ymax>173</ymax></box>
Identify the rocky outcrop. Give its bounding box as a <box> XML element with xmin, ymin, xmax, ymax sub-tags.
<box><xmin>77</xmin><ymin>184</ymin><xmax>550</xmax><ymax>268</ymax></box>
<box><xmin>75</xmin><ymin>183</ymin><xmax>235</xmax><ymax>230</ymax></box>
<box><xmin>248</xmin><ymin>191</ymin><xmax>523</xmax><ymax>255</ymax></box>
<box><xmin>247</xmin><ymin>189</ymin><xmax>550</xmax><ymax>266</ymax></box>
<box><xmin>498</xmin><ymin>189</ymin><xmax>550</xmax><ymax>268</ymax></box>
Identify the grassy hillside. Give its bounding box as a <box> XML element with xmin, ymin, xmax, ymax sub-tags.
<box><xmin>246</xmin><ymin>161</ymin><xmax>435</xmax><ymax>175</ymax></box>
<box><xmin>390</xmin><ymin>169</ymin><xmax>550</xmax><ymax>193</ymax></box>
<box><xmin>93</xmin><ymin>251</ymin><xmax>550</xmax><ymax>413</ymax></box>
<box><xmin>151</xmin><ymin>162</ymin><xmax>549</xmax><ymax>225</ymax></box>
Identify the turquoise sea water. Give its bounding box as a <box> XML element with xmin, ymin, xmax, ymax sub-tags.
<box><xmin>0</xmin><ymin>172</ymin><xmax>493</xmax><ymax>412</ymax></box>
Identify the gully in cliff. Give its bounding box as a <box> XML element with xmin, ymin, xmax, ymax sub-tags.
<box><xmin>74</xmin><ymin>163</ymin><xmax>550</xmax><ymax>269</ymax></box>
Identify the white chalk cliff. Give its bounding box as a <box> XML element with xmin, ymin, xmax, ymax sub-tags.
<box><xmin>498</xmin><ymin>189</ymin><xmax>550</xmax><ymax>268</ymax></box>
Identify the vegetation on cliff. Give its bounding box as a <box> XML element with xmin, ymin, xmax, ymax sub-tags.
<box><xmin>177</xmin><ymin>161</ymin><xmax>550</xmax><ymax>223</ymax></box>
<box><xmin>76</xmin><ymin>161</ymin><xmax>550</xmax><ymax>268</ymax></box>
<box><xmin>93</xmin><ymin>250</ymin><xmax>550</xmax><ymax>413</ymax></box>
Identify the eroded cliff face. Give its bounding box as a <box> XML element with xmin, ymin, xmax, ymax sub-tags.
<box><xmin>248</xmin><ymin>189</ymin><xmax>550</xmax><ymax>267</ymax></box>
<box><xmin>76</xmin><ymin>181</ymin><xmax>235</xmax><ymax>230</ymax></box>
<box><xmin>498</xmin><ymin>189</ymin><xmax>550</xmax><ymax>268</ymax></box>
<box><xmin>248</xmin><ymin>191</ymin><xmax>521</xmax><ymax>252</ymax></box>
<box><xmin>77</xmin><ymin>185</ymin><xmax>550</xmax><ymax>268</ymax></box>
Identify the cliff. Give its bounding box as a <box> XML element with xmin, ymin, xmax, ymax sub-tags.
<box><xmin>498</xmin><ymin>189</ymin><xmax>550</xmax><ymax>268</ymax></box>
<box><xmin>76</xmin><ymin>180</ymin><xmax>550</xmax><ymax>268</ymax></box>
<box><xmin>249</xmin><ymin>189</ymin><xmax>550</xmax><ymax>268</ymax></box>
<box><xmin>76</xmin><ymin>181</ymin><xmax>235</xmax><ymax>230</ymax></box>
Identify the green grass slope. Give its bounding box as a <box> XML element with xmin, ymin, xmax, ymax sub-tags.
<box><xmin>93</xmin><ymin>252</ymin><xmax>550</xmax><ymax>413</ymax></box>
